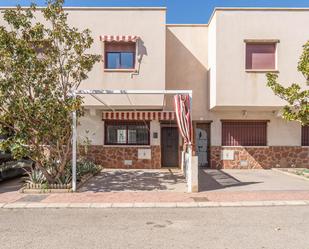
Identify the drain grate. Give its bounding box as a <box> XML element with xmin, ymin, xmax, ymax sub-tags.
<box><xmin>15</xmin><ymin>195</ymin><xmax>48</xmax><ymax>203</ymax></box>
<box><xmin>192</xmin><ymin>197</ymin><xmax>209</xmax><ymax>202</ymax></box>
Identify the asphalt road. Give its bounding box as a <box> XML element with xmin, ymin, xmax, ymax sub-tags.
<box><xmin>0</xmin><ymin>206</ymin><xmax>308</xmax><ymax>249</ymax></box>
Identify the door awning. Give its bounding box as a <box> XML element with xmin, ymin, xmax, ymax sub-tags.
<box><xmin>100</xmin><ymin>35</ymin><xmax>140</xmax><ymax>42</ymax></box>
<box><xmin>102</xmin><ymin>111</ymin><xmax>175</xmax><ymax>121</ymax></box>
<box><xmin>174</xmin><ymin>95</ymin><xmax>192</xmax><ymax>146</ymax></box>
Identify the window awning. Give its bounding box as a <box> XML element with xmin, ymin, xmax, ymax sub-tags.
<box><xmin>102</xmin><ymin>111</ymin><xmax>175</xmax><ymax>121</ymax></box>
<box><xmin>100</xmin><ymin>35</ymin><xmax>140</xmax><ymax>42</ymax></box>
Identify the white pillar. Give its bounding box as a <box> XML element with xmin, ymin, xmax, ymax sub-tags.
<box><xmin>72</xmin><ymin>109</ymin><xmax>77</xmax><ymax>192</ymax></box>
<box><xmin>187</xmin><ymin>155</ymin><xmax>198</xmax><ymax>193</ymax></box>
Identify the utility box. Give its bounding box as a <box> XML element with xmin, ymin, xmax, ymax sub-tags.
<box><xmin>138</xmin><ymin>149</ymin><xmax>151</xmax><ymax>160</ymax></box>
<box><xmin>221</xmin><ymin>150</ymin><xmax>235</xmax><ymax>160</ymax></box>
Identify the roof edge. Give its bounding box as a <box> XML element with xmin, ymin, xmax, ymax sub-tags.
<box><xmin>166</xmin><ymin>24</ymin><xmax>208</xmax><ymax>27</ymax></box>
<box><xmin>208</xmin><ymin>7</ymin><xmax>309</xmax><ymax>25</ymax></box>
<box><xmin>0</xmin><ymin>6</ymin><xmax>167</xmax><ymax>11</ymax></box>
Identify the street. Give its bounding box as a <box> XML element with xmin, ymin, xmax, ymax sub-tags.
<box><xmin>0</xmin><ymin>206</ymin><xmax>308</xmax><ymax>249</ymax></box>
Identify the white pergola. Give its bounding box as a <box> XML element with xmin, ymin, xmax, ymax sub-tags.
<box><xmin>71</xmin><ymin>89</ymin><xmax>193</xmax><ymax>192</ymax></box>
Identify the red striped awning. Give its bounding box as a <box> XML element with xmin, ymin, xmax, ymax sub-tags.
<box><xmin>100</xmin><ymin>35</ymin><xmax>139</xmax><ymax>42</ymax></box>
<box><xmin>102</xmin><ymin>111</ymin><xmax>175</xmax><ymax>121</ymax></box>
<box><xmin>174</xmin><ymin>95</ymin><xmax>192</xmax><ymax>145</ymax></box>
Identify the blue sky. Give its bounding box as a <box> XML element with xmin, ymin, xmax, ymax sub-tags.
<box><xmin>1</xmin><ymin>0</ymin><xmax>309</xmax><ymax>23</ymax></box>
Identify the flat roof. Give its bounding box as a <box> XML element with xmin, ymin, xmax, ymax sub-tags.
<box><xmin>0</xmin><ymin>6</ymin><xmax>166</xmax><ymax>11</ymax></box>
<box><xmin>1</xmin><ymin>6</ymin><xmax>308</xmax><ymax>25</ymax></box>
<box><xmin>208</xmin><ymin>7</ymin><xmax>309</xmax><ymax>25</ymax></box>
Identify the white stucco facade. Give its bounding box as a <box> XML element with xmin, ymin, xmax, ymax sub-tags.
<box><xmin>0</xmin><ymin>7</ymin><xmax>308</xmax><ymax>169</ymax></box>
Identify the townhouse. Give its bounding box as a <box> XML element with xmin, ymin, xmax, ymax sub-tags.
<box><xmin>2</xmin><ymin>7</ymin><xmax>308</xmax><ymax>169</ymax></box>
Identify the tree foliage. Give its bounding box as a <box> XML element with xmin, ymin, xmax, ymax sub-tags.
<box><xmin>0</xmin><ymin>0</ymin><xmax>100</xmax><ymax>183</ymax></box>
<box><xmin>267</xmin><ymin>41</ymin><xmax>309</xmax><ymax>125</ymax></box>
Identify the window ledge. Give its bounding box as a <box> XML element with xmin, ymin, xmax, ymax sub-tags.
<box><xmin>221</xmin><ymin>146</ymin><xmax>270</xmax><ymax>148</ymax></box>
<box><xmin>245</xmin><ymin>69</ymin><xmax>279</xmax><ymax>73</ymax></box>
<box><xmin>103</xmin><ymin>145</ymin><xmax>151</xmax><ymax>148</ymax></box>
<box><xmin>104</xmin><ymin>69</ymin><xmax>137</xmax><ymax>73</ymax></box>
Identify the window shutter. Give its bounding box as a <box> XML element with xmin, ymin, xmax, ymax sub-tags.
<box><xmin>222</xmin><ymin>120</ymin><xmax>267</xmax><ymax>146</ymax></box>
<box><xmin>246</xmin><ymin>43</ymin><xmax>276</xmax><ymax>70</ymax></box>
<box><xmin>301</xmin><ymin>125</ymin><xmax>309</xmax><ymax>146</ymax></box>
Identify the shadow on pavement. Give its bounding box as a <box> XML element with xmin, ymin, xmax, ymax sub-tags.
<box><xmin>78</xmin><ymin>170</ymin><xmax>186</xmax><ymax>192</ymax></box>
<box><xmin>199</xmin><ymin>169</ymin><xmax>261</xmax><ymax>192</ymax></box>
<box><xmin>0</xmin><ymin>177</ymin><xmax>24</xmax><ymax>193</ymax></box>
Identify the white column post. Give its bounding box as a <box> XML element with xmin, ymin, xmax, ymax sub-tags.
<box><xmin>72</xmin><ymin>94</ymin><xmax>77</xmax><ymax>192</ymax></box>
<box><xmin>187</xmin><ymin>92</ymin><xmax>198</xmax><ymax>192</ymax></box>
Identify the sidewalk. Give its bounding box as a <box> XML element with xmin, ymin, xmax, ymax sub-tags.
<box><xmin>1</xmin><ymin>169</ymin><xmax>309</xmax><ymax>208</ymax></box>
<box><xmin>1</xmin><ymin>190</ymin><xmax>309</xmax><ymax>208</ymax></box>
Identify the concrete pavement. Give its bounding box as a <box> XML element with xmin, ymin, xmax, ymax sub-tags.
<box><xmin>199</xmin><ymin>169</ymin><xmax>309</xmax><ymax>191</ymax></box>
<box><xmin>0</xmin><ymin>199</ymin><xmax>309</xmax><ymax>208</ymax></box>
<box><xmin>1</xmin><ymin>169</ymin><xmax>309</xmax><ymax>207</ymax></box>
<box><xmin>0</xmin><ymin>206</ymin><xmax>308</xmax><ymax>249</ymax></box>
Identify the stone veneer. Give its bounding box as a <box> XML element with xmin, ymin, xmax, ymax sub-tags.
<box><xmin>83</xmin><ymin>145</ymin><xmax>161</xmax><ymax>169</ymax></box>
<box><xmin>210</xmin><ymin>146</ymin><xmax>309</xmax><ymax>169</ymax></box>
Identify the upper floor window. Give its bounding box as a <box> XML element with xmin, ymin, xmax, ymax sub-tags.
<box><xmin>245</xmin><ymin>41</ymin><xmax>277</xmax><ymax>71</ymax></box>
<box><xmin>301</xmin><ymin>125</ymin><xmax>309</xmax><ymax>146</ymax></box>
<box><xmin>222</xmin><ymin>120</ymin><xmax>268</xmax><ymax>146</ymax></box>
<box><xmin>104</xmin><ymin>42</ymin><xmax>136</xmax><ymax>70</ymax></box>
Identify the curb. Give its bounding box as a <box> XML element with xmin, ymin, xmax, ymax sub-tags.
<box><xmin>0</xmin><ymin>200</ymin><xmax>309</xmax><ymax>209</ymax></box>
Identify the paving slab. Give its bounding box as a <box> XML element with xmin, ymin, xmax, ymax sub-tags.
<box><xmin>133</xmin><ymin>202</ymin><xmax>156</xmax><ymax>208</ymax></box>
<box><xmin>261</xmin><ymin>201</ymin><xmax>287</xmax><ymax>206</ymax></box>
<box><xmin>197</xmin><ymin>202</ymin><xmax>221</xmax><ymax>207</ymax></box>
<box><xmin>68</xmin><ymin>203</ymin><xmax>91</xmax><ymax>208</ymax></box>
<box><xmin>3</xmin><ymin>203</ymin><xmax>27</xmax><ymax>209</ymax></box>
<box><xmin>282</xmin><ymin>200</ymin><xmax>307</xmax><ymax>205</ymax></box>
<box><xmin>176</xmin><ymin>202</ymin><xmax>199</xmax><ymax>207</ymax></box>
<box><xmin>155</xmin><ymin>202</ymin><xmax>177</xmax><ymax>208</ymax></box>
<box><xmin>199</xmin><ymin>169</ymin><xmax>309</xmax><ymax>192</ymax></box>
<box><xmin>46</xmin><ymin>203</ymin><xmax>69</xmax><ymax>208</ymax></box>
<box><xmin>240</xmin><ymin>201</ymin><xmax>269</xmax><ymax>206</ymax></box>
<box><xmin>90</xmin><ymin>203</ymin><xmax>112</xmax><ymax>208</ymax></box>
<box><xmin>78</xmin><ymin>169</ymin><xmax>186</xmax><ymax>193</ymax></box>
<box><xmin>25</xmin><ymin>203</ymin><xmax>48</xmax><ymax>208</ymax></box>
<box><xmin>219</xmin><ymin>201</ymin><xmax>243</xmax><ymax>207</ymax></box>
<box><xmin>112</xmin><ymin>203</ymin><xmax>134</xmax><ymax>208</ymax></box>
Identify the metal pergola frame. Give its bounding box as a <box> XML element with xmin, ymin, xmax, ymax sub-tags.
<box><xmin>71</xmin><ymin>89</ymin><xmax>193</xmax><ymax>192</ymax></box>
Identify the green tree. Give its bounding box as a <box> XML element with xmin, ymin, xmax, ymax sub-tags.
<box><xmin>267</xmin><ymin>41</ymin><xmax>309</xmax><ymax>125</ymax></box>
<box><xmin>0</xmin><ymin>0</ymin><xmax>100</xmax><ymax>183</ymax></box>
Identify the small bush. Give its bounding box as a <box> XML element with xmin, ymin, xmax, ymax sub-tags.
<box><xmin>59</xmin><ymin>159</ymin><xmax>101</xmax><ymax>184</ymax></box>
<box><xmin>25</xmin><ymin>159</ymin><xmax>101</xmax><ymax>185</ymax></box>
<box><xmin>25</xmin><ymin>169</ymin><xmax>46</xmax><ymax>184</ymax></box>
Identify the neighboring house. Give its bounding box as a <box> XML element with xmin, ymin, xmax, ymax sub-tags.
<box><xmin>1</xmin><ymin>7</ymin><xmax>308</xmax><ymax>169</ymax></box>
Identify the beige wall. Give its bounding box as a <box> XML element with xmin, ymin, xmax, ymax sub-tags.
<box><xmin>78</xmin><ymin>110</ymin><xmax>104</xmax><ymax>145</ymax></box>
<box><xmin>211</xmin><ymin>9</ymin><xmax>309</xmax><ymax>110</ymax></box>
<box><xmin>0</xmin><ymin>7</ymin><xmax>166</xmax><ymax>108</ymax></box>
<box><xmin>208</xmin><ymin>14</ymin><xmax>217</xmax><ymax>109</ymax></box>
<box><xmin>1</xmin><ymin>7</ymin><xmax>306</xmax><ymax>147</ymax></box>
<box><xmin>166</xmin><ymin>25</ymin><xmax>209</xmax><ymax>119</ymax></box>
<box><xmin>66</xmin><ymin>8</ymin><xmax>166</xmax><ymax>108</ymax></box>
<box><xmin>166</xmin><ymin>22</ymin><xmax>304</xmax><ymax>146</ymax></box>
